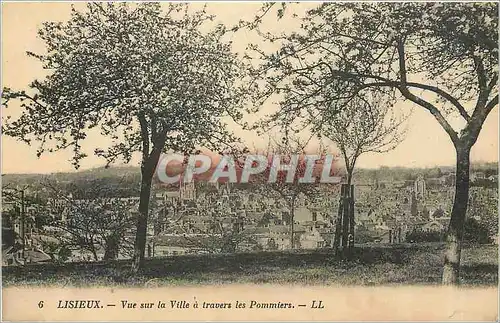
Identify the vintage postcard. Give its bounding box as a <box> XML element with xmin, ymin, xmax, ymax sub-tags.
<box><xmin>1</xmin><ymin>1</ymin><xmax>498</xmax><ymax>321</ymax></box>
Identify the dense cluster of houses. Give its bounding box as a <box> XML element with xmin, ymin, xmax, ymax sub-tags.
<box><xmin>1</xmin><ymin>200</ymin><xmax>52</xmax><ymax>266</ymax></box>
<box><xmin>2</xmin><ymin>170</ymin><xmax>497</xmax><ymax>264</ymax></box>
<box><xmin>148</xmin><ymin>181</ymin><xmax>336</xmax><ymax>256</ymax></box>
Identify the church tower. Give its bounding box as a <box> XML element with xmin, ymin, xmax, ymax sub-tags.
<box><xmin>414</xmin><ymin>175</ymin><xmax>426</xmax><ymax>200</ymax></box>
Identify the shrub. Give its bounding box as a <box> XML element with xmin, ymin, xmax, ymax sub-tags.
<box><xmin>405</xmin><ymin>218</ymin><xmax>493</xmax><ymax>244</ymax></box>
<box><xmin>405</xmin><ymin>230</ymin><xmax>444</xmax><ymax>243</ymax></box>
<box><xmin>464</xmin><ymin>217</ymin><xmax>492</xmax><ymax>244</ymax></box>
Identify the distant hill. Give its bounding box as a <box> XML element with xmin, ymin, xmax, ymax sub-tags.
<box><xmin>2</xmin><ymin>162</ymin><xmax>497</xmax><ymax>192</ymax></box>
<box><xmin>2</xmin><ymin>165</ymin><xmax>140</xmax><ymax>184</ymax></box>
<box><xmin>2</xmin><ymin>166</ymin><xmax>142</xmax><ymax>197</ymax></box>
<box><xmin>353</xmin><ymin>162</ymin><xmax>497</xmax><ymax>183</ymax></box>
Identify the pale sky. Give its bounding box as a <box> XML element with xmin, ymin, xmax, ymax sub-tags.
<box><xmin>1</xmin><ymin>2</ymin><xmax>498</xmax><ymax>174</ymax></box>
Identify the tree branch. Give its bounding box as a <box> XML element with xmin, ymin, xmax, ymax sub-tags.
<box><xmin>137</xmin><ymin>111</ymin><xmax>150</xmax><ymax>164</ymax></box>
<box><xmin>398</xmin><ymin>40</ymin><xmax>470</xmax><ymax>122</ymax></box>
<box><xmin>396</xmin><ymin>40</ymin><xmax>459</xmax><ymax>144</ymax></box>
<box><xmin>485</xmin><ymin>95</ymin><xmax>499</xmax><ymax>116</ymax></box>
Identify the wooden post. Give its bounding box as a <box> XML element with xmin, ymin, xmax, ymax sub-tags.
<box><xmin>348</xmin><ymin>185</ymin><xmax>355</xmax><ymax>249</ymax></box>
<box><xmin>341</xmin><ymin>184</ymin><xmax>349</xmax><ymax>248</ymax></box>
<box><xmin>333</xmin><ymin>184</ymin><xmax>345</xmax><ymax>250</ymax></box>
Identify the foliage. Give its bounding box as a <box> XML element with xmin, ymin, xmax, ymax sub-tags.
<box><xmin>355</xmin><ymin>227</ymin><xmax>378</xmax><ymax>244</ymax></box>
<box><xmin>267</xmin><ymin>238</ymin><xmax>278</xmax><ymax>250</ymax></box>
<box><xmin>247</xmin><ymin>3</ymin><xmax>498</xmax><ymax>145</ymax></box>
<box><xmin>467</xmin><ymin>191</ymin><xmax>498</xmax><ymax>240</ymax></box>
<box><xmin>246</xmin><ymin>137</ymin><xmax>330</xmax><ymax>248</ymax></box>
<box><xmin>2</xmin><ymin>215</ymin><xmax>16</xmax><ymax>248</ymax></box>
<box><xmin>38</xmin><ymin>239</ymin><xmax>72</xmax><ymax>263</ymax></box>
<box><xmin>406</xmin><ymin>230</ymin><xmax>444</xmax><ymax>243</ymax></box>
<box><xmin>2</xmin><ymin>3</ymin><xmax>245</xmax><ymax>168</ymax></box>
<box><xmin>2</xmin><ymin>2</ymin><xmax>247</xmax><ymax>269</ymax></box>
<box><xmin>406</xmin><ymin>217</ymin><xmax>493</xmax><ymax>244</ymax></box>
<box><xmin>1</xmin><ymin>167</ymin><xmax>142</xmax><ymax>197</ymax></box>
<box><xmin>2</xmin><ymin>163</ymin><xmax>496</xmax><ymax>192</ymax></box>
<box><xmin>322</xmin><ymin>94</ymin><xmax>407</xmax><ymax>185</ymax></box>
<box><xmin>243</xmin><ymin>1</ymin><xmax>498</xmax><ymax>284</ymax></box>
<box><xmin>463</xmin><ymin>217</ymin><xmax>492</xmax><ymax>244</ymax></box>
<box><xmin>41</xmin><ymin>179</ymin><xmax>137</xmax><ymax>261</ymax></box>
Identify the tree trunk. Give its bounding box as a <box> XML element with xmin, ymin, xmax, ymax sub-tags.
<box><xmin>341</xmin><ymin>185</ymin><xmax>350</xmax><ymax>248</ymax></box>
<box><xmin>341</xmin><ymin>170</ymin><xmax>354</xmax><ymax>248</ymax></box>
<box><xmin>104</xmin><ymin>234</ymin><xmax>120</xmax><ymax>261</ymax></box>
<box><xmin>333</xmin><ymin>184</ymin><xmax>346</xmax><ymax>250</ymax></box>
<box><xmin>131</xmin><ymin>168</ymin><xmax>153</xmax><ymax>272</ymax></box>
<box><xmin>131</xmin><ymin>128</ymin><xmax>167</xmax><ymax>272</ymax></box>
<box><xmin>346</xmin><ymin>169</ymin><xmax>353</xmax><ymax>188</ymax></box>
<box><xmin>442</xmin><ymin>145</ymin><xmax>471</xmax><ymax>285</ymax></box>
<box><xmin>348</xmin><ymin>184</ymin><xmax>355</xmax><ymax>248</ymax></box>
<box><xmin>91</xmin><ymin>248</ymin><xmax>98</xmax><ymax>262</ymax></box>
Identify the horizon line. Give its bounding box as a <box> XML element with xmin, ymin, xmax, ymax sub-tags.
<box><xmin>2</xmin><ymin>160</ymin><xmax>498</xmax><ymax>176</ymax></box>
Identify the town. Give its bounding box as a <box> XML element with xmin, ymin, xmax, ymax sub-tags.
<box><xmin>2</xmin><ymin>165</ymin><xmax>497</xmax><ymax>265</ymax></box>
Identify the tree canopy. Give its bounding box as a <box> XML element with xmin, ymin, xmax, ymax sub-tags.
<box><xmin>3</xmin><ymin>3</ymin><xmax>246</xmax><ymax>168</ymax></box>
<box><xmin>321</xmin><ymin>94</ymin><xmax>407</xmax><ymax>185</ymax></box>
<box><xmin>247</xmin><ymin>2</ymin><xmax>498</xmax><ymax>145</ymax></box>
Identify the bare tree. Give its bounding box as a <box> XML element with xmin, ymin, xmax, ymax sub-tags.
<box><xmin>153</xmin><ymin>198</ymin><xmax>258</xmax><ymax>254</ymax></box>
<box><xmin>249</xmin><ymin>137</ymin><xmax>326</xmax><ymax>249</ymax></box>
<box><xmin>322</xmin><ymin>94</ymin><xmax>407</xmax><ymax>250</ymax></box>
<box><xmin>41</xmin><ymin>179</ymin><xmax>136</xmax><ymax>262</ymax></box>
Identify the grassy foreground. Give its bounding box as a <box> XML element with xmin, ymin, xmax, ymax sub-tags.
<box><xmin>2</xmin><ymin>243</ymin><xmax>497</xmax><ymax>287</ymax></box>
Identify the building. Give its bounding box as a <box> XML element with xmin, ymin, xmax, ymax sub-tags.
<box><xmin>414</xmin><ymin>175</ymin><xmax>426</xmax><ymax>200</ymax></box>
<box><xmin>2</xmin><ymin>244</ymin><xmax>52</xmax><ymax>266</ymax></box>
<box><xmin>181</xmin><ymin>181</ymin><xmax>196</xmax><ymax>200</ymax></box>
<box><xmin>421</xmin><ymin>220</ymin><xmax>446</xmax><ymax>232</ymax></box>
<box><xmin>300</xmin><ymin>226</ymin><xmax>329</xmax><ymax>249</ymax></box>
<box><xmin>471</xmin><ymin>172</ymin><xmax>486</xmax><ymax>182</ymax></box>
<box><xmin>151</xmin><ymin>234</ymin><xmax>212</xmax><ymax>256</ymax></box>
